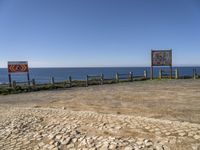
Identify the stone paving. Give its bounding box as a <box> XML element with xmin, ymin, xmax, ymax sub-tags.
<box><xmin>0</xmin><ymin>106</ymin><xmax>200</xmax><ymax>150</ymax></box>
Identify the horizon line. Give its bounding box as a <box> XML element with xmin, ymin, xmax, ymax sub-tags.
<box><xmin>0</xmin><ymin>65</ymin><xmax>200</xmax><ymax>69</ymax></box>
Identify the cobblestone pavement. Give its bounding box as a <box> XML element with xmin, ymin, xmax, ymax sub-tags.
<box><xmin>0</xmin><ymin>106</ymin><xmax>200</xmax><ymax>150</ymax></box>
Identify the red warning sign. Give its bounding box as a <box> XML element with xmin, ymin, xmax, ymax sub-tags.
<box><xmin>8</xmin><ymin>61</ymin><xmax>29</xmax><ymax>73</ymax></box>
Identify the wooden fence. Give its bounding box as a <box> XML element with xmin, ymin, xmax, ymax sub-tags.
<box><xmin>159</xmin><ymin>69</ymin><xmax>178</xmax><ymax>79</ymax></box>
<box><xmin>193</xmin><ymin>68</ymin><xmax>200</xmax><ymax>79</ymax></box>
<box><xmin>5</xmin><ymin>70</ymin><xmax>147</xmax><ymax>89</ymax></box>
<box><xmin>86</xmin><ymin>74</ymin><xmax>104</xmax><ymax>87</ymax></box>
<box><xmin>1</xmin><ymin>68</ymin><xmax>199</xmax><ymax>91</ymax></box>
<box><xmin>158</xmin><ymin>68</ymin><xmax>200</xmax><ymax>79</ymax></box>
<box><xmin>115</xmin><ymin>70</ymin><xmax>147</xmax><ymax>82</ymax></box>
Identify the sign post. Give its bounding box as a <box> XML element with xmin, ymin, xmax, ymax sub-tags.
<box><xmin>8</xmin><ymin>61</ymin><xmax>30</xmax><ymax>87</ymax></box>
<box><xmin>151</xmin><ymin>51</ymin><xmax>154</xmax><ymax>79</ymax></box>
<box><xmin>151</xmin><ymin>49</ymin><xmax>172</xmax><ymax>79</ymax></box>
<box><xmin>8</xmin><ymin>74</ymin><xmax>12</xmax><ymax>87</ymax></box>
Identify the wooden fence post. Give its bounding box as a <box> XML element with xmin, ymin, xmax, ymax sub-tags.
<box><xmin>116</xmin><ymin>73</ymin><xmax>119</xmax><ymax>83</ymax></box>
<box><xmin>159</xmin><ymin>69</ymin><xmax>162</xmax><ymax>79</ymax></box>
<box><xmin>50</xmin><ymin>77</ymin><xmax>55</xmax><ymax>85</ymax></box>
<box><xmin>27</xmin><ymin>72</ymin><xmax>30</xmax><ymax>86</ymax></box>
<box><xmin>86</xmin><ymin>75</ymin><xmax>89</xmax><ymax>87</ymax></box>
<box><xmin>8</xmin><ymin>74</ymin><xmax>12</xmax><ymax>87</ymax></box>
<box><xmin>12</xmin><ymin>80</ymin><xmax>16</xmax><ymax>88</ymax></box>
<box><xmin>170</xmin><ymin>66</ymin><xmax>172</xmax><ymax>79</ymax></box>
<box><xmin>129</xmin><ymin>72</ymin><xmax>133</xmax><ymax>82</ymax></box>
<box><xmin>175</xmin><ymin>68</ymin><xmax>179</xmax><ymax>79</ymax></box>
<box><xmin>144</xmin><ymin>70</ymin><xmax>147</xmax><ymax>79</ymax></box>
<box><xmin>32</xmin><ymin>79</ymin><xmax>36</xmax><ymax>86</ymax></box>
<box><xmin>69</xmin><ymin>76</ymin><xmax>72</xmax><ymax>87</ymax></box>
<box><xmin>193</xmin><ymin>68</ymin><xmax>196</xmax><ymax>79</ymax></box>
<box><xmin>101</xmin><ymin>74</ymin><xmax>104</xmax><ymax>85</ymax></box>
<box><xmin>151</xmin><ymin>67</ymin><xmax>154</xmax><ymax>80</ymax></box>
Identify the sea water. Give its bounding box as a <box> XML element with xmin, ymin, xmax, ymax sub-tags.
<box><xmin>0</xmin><ymin>67</ymin><xmax>199</xmax><ymax>84</ymax></box>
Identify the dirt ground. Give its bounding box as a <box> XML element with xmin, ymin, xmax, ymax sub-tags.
<box><xmin>1</xmin><ymin>79</ymin><xmax>200</xmax><ymax>123</ymax></box>
<box><xmin>0</xmin><ymin>79</ymin><xmax>200</xmax><ymax>150</ymax></box>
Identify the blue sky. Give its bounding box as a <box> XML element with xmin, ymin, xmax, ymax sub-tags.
<box><xmin>0</xmin><ymin>0</ymin><xmax>200</xmax><ymax>67</ymax></box>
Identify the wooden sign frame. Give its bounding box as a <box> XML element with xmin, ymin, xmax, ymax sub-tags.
<box><xmin>151</xmin><ymin>49</ymin><xmax>172</xmax><ymax>79</ymax></box>
<box><xmin>7</xmin><ymin>61</ymin><xmax>30</xmax><ymax>87</ymax></box>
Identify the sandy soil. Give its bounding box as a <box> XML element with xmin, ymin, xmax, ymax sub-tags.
<box><xmin>1</xmin><ymin>79</ymin><xmax>200</xmax><ymax>123</ymax></box>
<box><xmin>0</xmin><ymin>79</ymin><xmax>200</xmax><ymax>150</ymax></box>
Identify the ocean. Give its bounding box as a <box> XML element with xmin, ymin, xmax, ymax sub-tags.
<box><xmin>0</xmin><ymin>67</ymin><xmax>199</xmax><ymax>84</ymax></box>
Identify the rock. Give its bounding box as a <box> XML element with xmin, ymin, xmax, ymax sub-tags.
<box><xmin>168</xmin><ymin>136</ymin><xmax>176</xmax><ymax>144</ymax></box>
<box><xmin>136</xmin><ymin>138</ymin><xmax>144</xmax><ymax>145</ymax></box>
<box><xmin>165</xmin><ymin>132</ymin><xmax>171</xmax><ymax>136</ymax></box>
<box><xmin>115</xmin><ymin>126</ymin><xmax>122</xmax><ymax>130</ymax></box>
<box><xmin>23</xmin><ymin>141</ymin><xmax>31</xmax><ymax>145</ymax></box>
<box><xmin>154</xmin><ymin>145</ymin><xmax>163</xmax><ymax>150</ymax></box>
<box><xmin>178</xmin><ymin>132</ymin><xmax>186</xmax><ymax>136</ymax></box>
<box><xmin>188</xmin><ymin>132</ymin><xmax>195</xmax><ymax>137</ymax></box>
<box><xmin>133</xmin><ymin>145</ymin><xmax>140</xmax><ymax>150</ymax></box>
<box><xmin>155</xmin><ymin>131</ymin><xmax>162</xmax><ymax>135</ymax></box>
<box><xmin>33</xmin><ymin>145</ymin><xmax>40</xmax><ymax>150</ymax></box>
<box><xmin>108</xmin><ymin>137</ymin><xmax>116</xmax><ymax>140</ymax></box>
<box><xmin>124</xmin><ymin>146</ymin><xmax>133</xmax><ymax>150</ymax></box>
<box><xmin>89</xmin><ymin>148</ymin><xmax>96</xmax><ymax>150</ymax></box>
<box><xmin>48</xmin><ymin>134</ymin><xmax>56</xmax><ymax>140</ymax></box>
<box><xmin>38</xmin><ymin>142</ymin><xmax>45</xmax><ymax>147</ymax></box>
<box><xmin>82</xmin><ymin>148</ymin><xmax>88</xmax><ymax>150</ymax></box>
<box><xmin>145</xmin><ymin>141</ymin><xmax>153</xmax><ymax>148</ymax></box>
<box><xmin>61</xmin><ymin>137</ymin><xmax>71</xmax><ymax>145</ymax></box>
<box><xmin>78</xmin><ymin>136</ymin><xmax>85</xmax><ymax>142</ymax></box>
<box><xmin>191</xmin><ymin>144</ymin><xmax>200</xmax><ymax>150</ymax></box>
<box><xmin>67</xmin><ymin>143</ymin><xmax>75</xmax><ymax>148</ymax></box>
<box><xmin>145</xmin><ymin>126</ymin><xmax>150</xmax><ymax>130</ymax></box>
<box><xmin>162</xmin><ymin>145</ymin><xmax>171</xmax><ymax>150</ymax></box>
<box><xmin>144</xmin><ymin>139</ymin><xmax>151</xmax><ymax>143</ymax></box>
<box><xmin>48</xmin><ymin>145</ymin><xmax>55</xmax><ymax>149</ymax></box>
<box><xmin>100</xmin><ymin>142</ymin><xmax>109</xmax><ymax>150</ymax></box>
<box><xmin>87</xmin><ymin>138</ymin><xmax>94</xmax><ymax>145</ymax></box>
<box><xmin>54</xmin><ymin>141</ymin><xmax>60</xmax><ymax>147</ymax></box>
<box><xmin>49</xmin><ymin>140</ymin><xmax>55</xmax><ymax>145</ymax></box>
<box><xmin>109</xmin><ymin>144</ymin><xmax>117</xmax><ymax>149</ymax></box>
<box><xmin>194</xmin><ymin>135</ymin><xmax>200</xmax><ymax>140</ymax></box>
<box><xmin>72</xmin><ymin>137</ymin><xmax>78</xmax><ymax>143</ymax></box>
<box><xmin>55</xmin><ymin>134</ymin><xmax>62</xmax><ymax>140</ymax></box>
<box><xmin>79</xmin><ymin>139</ymin><xmax>87</xmax><ymax>147</ymax></box>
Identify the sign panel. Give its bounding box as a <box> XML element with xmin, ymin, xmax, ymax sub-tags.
<box><xmin>152</xmin><ymin>50</ymin><xmax>172</xmax><ymax>66</ymax></box>
<box><xmin>8</xmin><ymin>61</ymin><xmax>29</xmax><ymax>73</ymax></box>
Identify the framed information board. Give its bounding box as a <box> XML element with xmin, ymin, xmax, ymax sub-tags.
<box><xmin>7</xmin><ymin>61</ymin><xmax>30</xmax><ymax>87</ymax></box>
<box><xmin>8</xmin><ymin>61</ymin><xmax>29</xmax><ymax>73</ymax></box>
<box><xmin>152</xmin><ymin>50</ymin><xmax>172</xmax><ymax>66</ymax></box>
<box><xmin>151</xmin><ymin>49</ymin><xmax>172</xmax><ymax>79</ymax></box>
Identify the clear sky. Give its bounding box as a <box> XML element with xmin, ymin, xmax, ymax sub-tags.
<box><xmin>0</xmin><ymin>0</ymin><xmax>200</xmax><ymax>67</ymax></box>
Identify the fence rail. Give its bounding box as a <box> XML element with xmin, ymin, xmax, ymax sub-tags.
<box><xmin>159</xmin><ymin>69</ymin><xmax>179</xmax><ymax>79</ymax></box>
<box><xmin>193</xmin><ymin>68</ymin><xmax>200</xmax><ymax>79</ymax></box>
<box><xmin>0</xmin><ymin>68</ymin><xmax>199</xmax><ymax>95</ymax></box>
<box><xmin>86</xmin><ymin>74</ymin><xmax>104</xmax><ymax>87</ymax></box>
